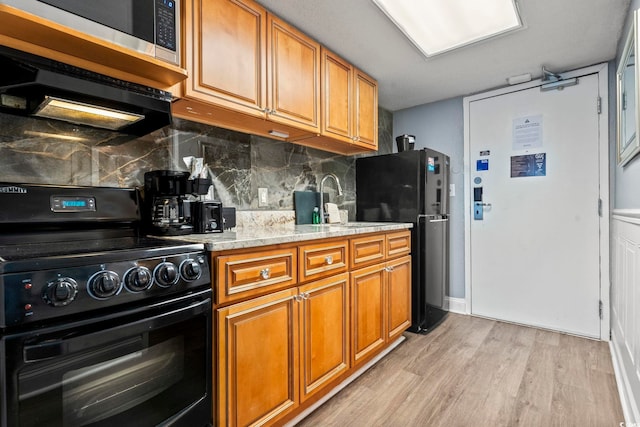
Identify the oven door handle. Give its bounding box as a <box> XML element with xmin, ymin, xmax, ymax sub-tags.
<box><xmin>23</xmin><ymin>296</ymin><xmax>211</xmax><ymax>362</ymax></box>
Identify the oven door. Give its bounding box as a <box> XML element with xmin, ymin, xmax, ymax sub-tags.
<box><xmin>1</xmin><ymin>289</ymin><xmax>212</xmax><ymax>427</ymax></box>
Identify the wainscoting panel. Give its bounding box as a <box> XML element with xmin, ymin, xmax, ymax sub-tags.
<box><xmin>611</xmin><ymin>211</ymin><xmax>640</xmax><ymax>423</ymax></box>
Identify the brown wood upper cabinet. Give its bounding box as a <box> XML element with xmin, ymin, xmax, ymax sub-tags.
<box><xmin>175</xmin><ymin>0</ymin><xmax>320</xmax><ymax>140</ymax></box>
<box><xmin>293</xmin><ymin>49</ymin><xmax>378</xmax><ymax>154</ymax></box>
<box><xmin>267</xmin><ymin>14</ymin><xmax>320</xmax><ymax>133</ymax></box>
<box><xmin>184</xmin><ymin>0</ymin><xmax>267</xmax><ymax>118</ymax></box>
<box><xmin>175</xmin><ymin>0</ymin><xmax>377</xmax><ymax>155</ymax></box>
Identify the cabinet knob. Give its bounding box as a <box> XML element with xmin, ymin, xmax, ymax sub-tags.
<box><xmin>385</xmin><ymin>266</ymin><xmax>394</xmax><ymax>272</ymax></box>
<box><xmin>324</xmin><ymin>255</ymin><xmax>333</xmax><ymax>265</ymax></box>
<box><xmin>260</xmin><ymin>268</ymin><xmax>271</xmax><ymax>280</ymax></box>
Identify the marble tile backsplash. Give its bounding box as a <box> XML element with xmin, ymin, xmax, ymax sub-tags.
<box><xmin>0</xmin><ymin>107</ymin><xmax>393</xmax><ymax>219</ymax></box>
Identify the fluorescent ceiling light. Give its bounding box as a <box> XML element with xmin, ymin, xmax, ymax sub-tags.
<box><xmin>33</xmin><ymin>96</ymin><xmax>144</xmax><ymax>131</ymax></box>
<box><xmin>372</xmin><ymin>0</ymin><xmax>522</xmax><ymax>57</ymax></box>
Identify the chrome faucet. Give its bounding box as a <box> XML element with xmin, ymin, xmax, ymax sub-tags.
<box><xmin>319</xmin><ymin>173</ymin><xmax>343</xmax><ymax>223</ymax></box>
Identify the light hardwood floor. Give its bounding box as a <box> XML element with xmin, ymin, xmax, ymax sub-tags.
<box><xmin>296</xmin><ymin>313</ymin><xmax>624</xmax><ymax>426</ymax></box>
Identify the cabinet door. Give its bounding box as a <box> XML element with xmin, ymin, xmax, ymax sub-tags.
<box><xmin>187</xmin><ymin>0</ymin><xmax>267</xmax><ymax>117</ymax></box>
<box><xmin>298</xmin><ymin>273</ymin><xmax>350</xmax><ymax>402</ymax></box>
<box><xmin>350</xmin><ymin>264</ymin><xmax>386</xmax><ymax>366</ymax></box>
<box><xmin>320</xmin><ymin>48</ymin><xmax>352</xmax><ymax>143</ymax></box>
<box><xmin>353</xmin><ymin>69</ymin><xmax>378</xmax><ymax>149</ymax></box>
<box><xmin>386</xmin><ymin>256</ymin><xmax>412</xmax><ymax>341</ymax></box>
<box><xmin>267</xmin><ymin>14</ymin><xmax>320</xmax><ymax>132</ymax></box>
<box><xmin>217</xmin><ymin>288</ymin><xmax>299</xmax><ymax>427</ymax></box>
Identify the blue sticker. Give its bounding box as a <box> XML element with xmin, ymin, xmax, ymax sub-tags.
<box><xmin>476</xmin><ymin>159</ymin><xmax>489</xmax><ymax>171</ymax></box>
<box><xmin>427</xmin><ymin>157</ymin><xmax>435</xmax><ymax>172</ymax></box>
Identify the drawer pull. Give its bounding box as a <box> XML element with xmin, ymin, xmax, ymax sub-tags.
<box><xmin>324</xmin><ymin>255</ymin><xmax>334</xmax><ymax>265</ymax></box>
<box><xmin>260</xmin><ymin>268</ymin><xmax>271</xmax><ymax>280</ymax></box>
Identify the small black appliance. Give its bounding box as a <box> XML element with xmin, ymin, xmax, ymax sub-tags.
<box><xmin>144</xmin><ymin>170</ymin><xmax>193</xmax><ymax>236</ymax></box>
<box><xmin>192</xmin><ymin>201</ymin><xmax>223</xmax><ymax>233</ymax></box>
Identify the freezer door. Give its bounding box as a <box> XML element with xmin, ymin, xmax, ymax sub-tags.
<box><xmin>356</xmin><ymin>151</ymin><xmax>424</xmax><ymax>222</ymax></box>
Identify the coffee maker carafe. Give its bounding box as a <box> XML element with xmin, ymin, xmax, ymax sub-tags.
<box><xmin>143</xmin><ymin>170</ymin><xmax>193</xmax><ymax>235</ymax></box>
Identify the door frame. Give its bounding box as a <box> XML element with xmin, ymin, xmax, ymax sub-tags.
<box><xmin>462</xmin><ymin>63</ymin><xmax>610</xmax><ymax>339</ymax></box>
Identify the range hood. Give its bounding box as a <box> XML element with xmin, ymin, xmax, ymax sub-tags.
<box><xmin>0</xmin><ymin>46</ymin><xmax>172</xmax><ymax>136</ymax></box>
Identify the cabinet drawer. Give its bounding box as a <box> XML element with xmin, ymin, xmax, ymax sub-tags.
<box><xmin>299</xmin><ymin>240</ymin><xmax>348</xmax><ymax>282</ymax></box>
<box><xmin>386</xmin><ymin>230</ymin><xmax>411</xmax><ymax>259</ymax></box>
<box><xmin>215</xmin><ymin>248</ymin><xmax>297</xmax><ymax>304</ymax></box>
<box><xmin>350</xmin><ymin>234</ymin><xmax>385</xmax><ymax>269</ymax></box>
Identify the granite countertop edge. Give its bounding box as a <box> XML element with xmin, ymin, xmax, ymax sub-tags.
<box><xmin>163</xmin><ymin>222</ymin><xmax>413</xmax><ymax>251</ymax></box>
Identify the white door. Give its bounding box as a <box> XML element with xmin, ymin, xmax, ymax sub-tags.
<box><xmin>467</xmin><ymin>71</ymin><xmax>604</xmax><ymax>338</ymax></box>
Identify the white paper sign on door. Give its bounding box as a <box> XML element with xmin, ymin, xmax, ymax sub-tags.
<box><xmin>512</xmin><ymin>115</ymin><xmax>542</xmax><ymax>150</ymax></box>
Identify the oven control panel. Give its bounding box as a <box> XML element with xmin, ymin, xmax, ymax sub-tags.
<box><xmin>1</xmin><ymin>252</ymin><xmax>211</xmax><ymax>327</ymax></box>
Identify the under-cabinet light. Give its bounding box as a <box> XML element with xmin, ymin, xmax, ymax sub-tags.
<box><xmin>269</xmin><ymin>130</ymin><xmax>290</xmax><ymax>139</ymax></box>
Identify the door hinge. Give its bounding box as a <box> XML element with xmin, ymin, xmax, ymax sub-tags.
<box><xmin>597</xmin><ymin>96</ymin><xmax>602</xmax><ymax>114</ymax></box>
<box><xmin>598</xmin><ymin>198</ymin><xmax>603</xmax><ymax>217</ymax></box>
<box><xmin>599</xmin><ymin>300</ymin><xmax>603</xmax><ymax>320</ymax></box>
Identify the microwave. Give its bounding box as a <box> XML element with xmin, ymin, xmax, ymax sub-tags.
<box><xmin>0</xmin><ymin>0</ymin><xmax>180</xmax><ymax>66</ymax></box>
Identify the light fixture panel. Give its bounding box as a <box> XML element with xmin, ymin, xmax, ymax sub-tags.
<box><xmin>373</xmin><ymin>0</ymin><xmax>522</xmax><ymax>57</ymax></box>
<box><xmin>33</xmin><ymin>96</ymin><xmax>144</xmax><ymax>131</ymax></box>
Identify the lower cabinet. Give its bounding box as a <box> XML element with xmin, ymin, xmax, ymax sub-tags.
<box><xmin>217</xmin><ymin>273</ymin><xmax>350</xmax><ymax>426</ymax></box>
<box><xmin>350</xmin><ymin>264</ymin><xmax>386</xmax><ymax>365</ymax></box>
<box><xmin>386</xmin><ymin>256</ymin><xmax>412</xmax><ymax>342</ymax></box>
<box><xmin>299</xmin><ymin>274</ymin><xmax>350</xmax><ymax>402</ymax></box>
<box><xmin>215</xmin><ymin>230</ymin><xmax>411</xmax><ymax>426</ymax></box>
<box><xmin>351</xmin><ymin>255</ymin><xmax>412</xmax><ymax>367</ymax></box>
<box><xmin>216</xmin><ymin>288</ymin><xmax>300</xmax><ymax>427</ymax></box>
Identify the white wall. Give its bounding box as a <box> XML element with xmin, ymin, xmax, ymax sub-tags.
<box><xmin>616</xmin><ymin>0</ymin><xmax>640</xmax><ymax>208</ymax></box>
<box><xmin>393</xmin><ymin>97</ymin><xmax>465</xmax><ymax>299</ymax></box>
<box><xmin>611</xmin><ymin>2</ymin><xmax>640</xmax><ymax>422</ymax></box>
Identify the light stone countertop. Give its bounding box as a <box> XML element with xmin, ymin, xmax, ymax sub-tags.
<box><xmin>163</xmin><ymin>222</ymin><xmax>413</xmax><ymax>252</ymax></box>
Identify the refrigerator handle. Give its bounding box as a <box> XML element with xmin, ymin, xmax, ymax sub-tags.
<box><xmin>417</xmin><ymin>214</ymin><xmax>448</xmax><ymax>222</ymax></box>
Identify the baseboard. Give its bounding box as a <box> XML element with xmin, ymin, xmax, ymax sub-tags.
<box><xmin>447</xmin><ymin>296</ymin><xmax>467</xmax><ymax>314</ymax></box>
<box><xmin>610</xmin><ymin>330</ymin><xmax>640</xmax><ymax>424</ymax></box>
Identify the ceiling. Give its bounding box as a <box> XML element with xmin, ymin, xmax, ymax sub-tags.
<box><xmin>256</xmin><ymin>0</ymin><xmax>631</xmax><ymax>112</ymax></box>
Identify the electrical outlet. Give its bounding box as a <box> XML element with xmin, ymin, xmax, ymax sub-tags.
<box><xmin>258</xmin><ymin>188</ymin><xmax>268</xmax><ymax>207</ymax></box>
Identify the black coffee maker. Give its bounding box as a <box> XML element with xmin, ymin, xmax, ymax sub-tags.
<box><xmin>143</xmin><ymin>170</ymin><xmax>194</xmax><ymax>235</ymax></box>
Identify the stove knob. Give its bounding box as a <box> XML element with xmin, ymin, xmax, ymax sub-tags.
<box><xmin>43</xmin><ymin>278</ymin><xmax>78</xmax><ymax>307</ymax></box>
<box><xmin>154</xmin><ymin>262</ymin><xmax>179</xmax><ymax>287</ymax></box>
<box><xmin>124</xmin><ymin>266</ymin><xmax>153</xmax><ymax>292</ymax></box>
<box><xmin>88</xmin><ymin>271</ymin><xmax>122</xmax><ymax>299</ymax></box>
<box><xmin>180</xmin><ymin>259</ymin><xmax>202</xmax><ymax>282</ymax></box>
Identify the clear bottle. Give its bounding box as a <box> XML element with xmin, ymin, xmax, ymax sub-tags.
<box><xmin>312</xmin><ymin>207</ymin><xmax>321</xmax><ymax>224</ymax></box>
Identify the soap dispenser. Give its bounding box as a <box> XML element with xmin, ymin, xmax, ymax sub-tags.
<box><xmin>312</xmin><ymin>207</ymin><xmax>321</xmax><ymax>224</ymax></box>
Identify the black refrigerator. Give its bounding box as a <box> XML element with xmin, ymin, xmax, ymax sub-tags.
<box><xmin>356</xmin><ymin>148</ymin><xmax>450</xmax><ymax>333</ymax></box>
